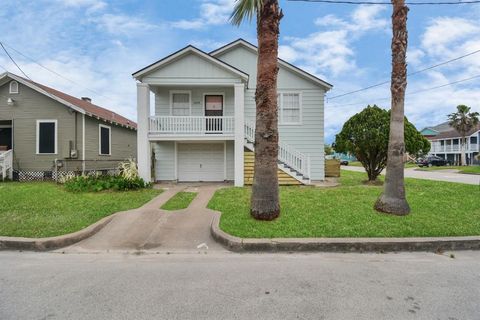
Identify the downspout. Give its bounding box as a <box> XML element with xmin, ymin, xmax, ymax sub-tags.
<box><xmin>82</xmin><ymin>114</ymin><xmax>85</xmax><ymax>173</ymax></box>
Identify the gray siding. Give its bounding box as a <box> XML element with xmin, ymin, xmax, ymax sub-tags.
<box><xmin>217</xmin><ymin>46</ymin><xmax>326</xmax><ymax>180</ymax></box>
<box><xmin>154</xmin><ymin>86</ymin><xmax>235</xmax><ymax>117</ymax></box>
<box><xmin>0</xmin><ymin>80</ymin><xmax>136</xmax><ymax>172</ymax></box>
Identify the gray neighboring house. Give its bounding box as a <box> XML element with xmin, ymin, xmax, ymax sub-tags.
<box><xmin>133</xmin><ymin>39</ymin><xmax>332</xmax><ymax>186</ymax></box>
<box><xmin>0</xmin><ymin>72</ymin><xmax>137</xmax><ymax>180</ymax></box>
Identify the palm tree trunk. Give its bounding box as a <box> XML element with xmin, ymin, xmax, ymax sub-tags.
<box><xmin>374</xmin><ymin>0</ymin><xmax>411</xmax><ymax>215</ymax></box>
<box><xmin>251</xmin><ymin>0</ymin><xmax>283</xmax><ymax>220</ymax></box>
<box><xmin>461</xmin><ymin>136</ymin><xmax>466</xmax><ymax>165</ymax></box>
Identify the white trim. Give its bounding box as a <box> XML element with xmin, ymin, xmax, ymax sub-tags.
<box><xmin>169</xmin><ymin>90</ymin><xmax>192</xmax><ymax>116</ymax></box>
<box><xmin>132</xmin><ymin>46</ymin><xmax>249</xmax><ymax>81</ymax></box>
<box><xmin>278</xmin><ymin>91</ymin><xmax>302</xmax><ymax>125</ymax></box>
<box><xmin>98</xmin><ymin>124</ymin><xmax>112</xmax><ymax>156</ymax></box>
<box><xmin>224</xmin><ymin>140</ymin><xmax>227</xmax><ymax>180</ymax></box>
<box><xmin>174</xmin><ymin>141</ymin><xmax>178</xmax><ymax>181</ymax></box>
<box><xmin>234</xmin><ymin>83</ymin><xmax>244</xmax><ymax>187</ymax></box>
<box><xmin>210</xmin><ymin>39</ymin><xmax>333</xmax><ymax>90</ymax></box>
<box><xmin>9</xmin><ymin>81</ymin><xmax>18</xmax><ymax>94</ymax></box>
<box><xmin>36</xmin><ymin>119</ymin><xmax>58</xmax><ymax>155</ymax></box>
<box><xmin>202</xmin><ymin>92</ymin><xmax>225</xmax><ymax>116</ymax></box>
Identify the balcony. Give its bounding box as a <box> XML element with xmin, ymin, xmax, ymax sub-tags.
<box><xmin>148</xmin><ymin>116</ymin><xmax>235</xmax><ymax>140</ymax></box>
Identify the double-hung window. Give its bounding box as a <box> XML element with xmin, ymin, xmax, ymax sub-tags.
<box><xmin>99</xmin><ymin>124</ymin><xmax>111</xmax><ymax>155</ymax></box>
<box><xmin>278</xmin><ymin>92</ymin><xmax>301</xmax><ymax>125</ymax></box>
<box><xmin>171</xmin><ymin>91</ymin><xmax>191</xmax><ymax>116</ymax></box>
<box><xmin>36</xmin><ymin>120</ymin><xmax>57</xmax><ymax>154</ymax></box>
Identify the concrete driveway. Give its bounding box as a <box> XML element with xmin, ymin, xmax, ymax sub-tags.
<box><xmin>62</xmin><ymin>184</ymin><xmax>226</xmax><ymax>253</ymax></box>
<box><xmin>342</xmin><ymin>165</ymin><xmax>480</xmax><ymax>185</ymax></box>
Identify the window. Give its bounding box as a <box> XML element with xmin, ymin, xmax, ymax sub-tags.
<box><xmin>99</xmin><ymin>125</ymin><xmax>111</xmax><ymax>155</ymax></box>
<box><xmin>278</xmin><ymin>92</ymin><xmax>301</xmax><ymax>125</ymax></box>
<box><xmin>36</xmin><ymin>120</ymin><xmax>57</xmax><ymax>154</ymax></box>
<box><xmin>171</xmin><ymin>91</ymin><xmax>191</xmax><ymax>116</ymax></box>
<box><xmin>9</xmin><ymin>81</ymin><xmax>18</xmax><ymax>94</ymax></box>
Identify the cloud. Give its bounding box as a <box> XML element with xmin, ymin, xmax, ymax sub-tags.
<box><xmin>280</xmin><ymin>5</ymin><xmax>388</xmax><ymax>77</ymax></box>
<box><xmin>171</xmin><ymin>0</ymin><xmax>235</xmax><ymax>30</ymax></box>
<box><xmin>56</xmin><ymin>0</ymin><xmax>106</xmax><ymax>12</ymax></box>
<box><xmin>91</xmin><ymin>14</ymin><xmax>158</xmax><ymax>36</ymax></box>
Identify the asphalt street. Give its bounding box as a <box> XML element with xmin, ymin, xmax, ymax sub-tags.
<box><xmin>1</xmin><ymin>250</ymin><xmax>479</xmax><ymax>320</ymax></box>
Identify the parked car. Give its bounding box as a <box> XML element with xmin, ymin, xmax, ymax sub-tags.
<box><xmin>340</xmin><ymin>160</ymin><xmax>349</xmax><ymax>166</ymax></box>
<box><xmin>416</xmin><ymin>156</ymin><xmax>451</xmax><ymax>167</ymax></box>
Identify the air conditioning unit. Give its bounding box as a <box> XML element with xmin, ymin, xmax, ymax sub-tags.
<box><xmin>70</xmin><ymin>149</ymin><xmax>78</xmax><ymax>159</ymax></box>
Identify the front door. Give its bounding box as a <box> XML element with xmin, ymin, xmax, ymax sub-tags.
<box><xmin>0</xmin><ymin>127</ymin><xmax>12</xmax><ymax>150</ymax></box>
<box><xmin>205</xmin><ymin>95</ymin><xmax>223</xmax><ymax>133</ymax></box>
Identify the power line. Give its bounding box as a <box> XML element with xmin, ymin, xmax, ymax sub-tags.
<box><xmin>288</xmin><ymin>0</ymin><xmax>480</xmax><ymax>5</ymax></box>
<box><xmin>0</xmin><ymin>41</ymin><xmax>110</xmax><ymax>99</ymax></box>
<box><xmin>0</xmin><ymin>42</ymin><xmax>32</xmax><ymax>80</ymax></box>
<box><xmin>327</xmin><ymin>73</ymin><xmax>480</xmax><ymax>108</ymax></box>
<box><xmin>328</xmin><ymin>48</ymin><xmax>480</xmax><ymax>100</ymax></box>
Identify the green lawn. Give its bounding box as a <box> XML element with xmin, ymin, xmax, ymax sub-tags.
<box><xmin>208</xmin><ymin>170</ymin><xmax>480</xmax><ymax>238</ymax></box>
<box><xmin>349</xmin><ymin>161</ymin><xmax>417</xmax><ymax>168</ymax></box>
<box><xmin>161</xmin><ymin>191</ymin><xmax>197</xmax><ymax>211</ymax></box>
<box><xmin>0</xmin><ymin>182</ymin><xmax>161</xmax><ymax>238</ymax></box>
<box><xmin>415</xmin><ymin>165</ymin><xmax>480</xmax><ymax>175</ymax></box>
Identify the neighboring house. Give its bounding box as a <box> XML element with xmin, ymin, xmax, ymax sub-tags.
<box><xmin>133</xmin><ymin>39</ymin><xmax>332</xmax><ymax>186</ymax></box>
<box><xmin>0</xmin><ymin>72</ymin><xmax>137</xmax><ymax>180</ymax></box>
<box><xmin>421</xmin><ymin>122</ymin><xmax>480</xmax><ymax>165</ymax></box>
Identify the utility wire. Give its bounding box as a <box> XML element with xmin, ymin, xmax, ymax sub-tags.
<box><xmin>288</xmin><ymin>0</ymin><xmax>480</xmax><ymax>5</ymax></box>
<box><xmin>328</xmin><ymin>49</ymin><xmax>480</xmax><ymax>100</ymax></box>
<box><xmin>0</xmin><ymin>42</ymin><xmax>32</xmax><ymax>80</ymax></box>
<box><xmin>327</xmin><ymin>73</ymin><xmax>480</xmax><ymax>108</ymax></box>
<box><xmin>0</xmin><ymin>41</ymin><xmax>112</xmax><ymax>100</ymax></box>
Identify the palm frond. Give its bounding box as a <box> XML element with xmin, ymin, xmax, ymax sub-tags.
<box><xmin>230</xmin><ymin>0</ymin><xmax>264</xmax><ymax>26</ymax></box>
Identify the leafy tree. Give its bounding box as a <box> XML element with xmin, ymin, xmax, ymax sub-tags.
<box><xmin>335</xmin><ymin>105</ymin><xmax>429</xmax><ymax>182</ymax></box>
<box><xmin>325</xmin><ymin>144</ymin><xmax>334</xmax><ymax>156</ymax></box>
<box><xmin>375</xmin><ymin>0</ymin><xmax>411</xmax><ymax>215</ymax></box>
<box><xmin>448</xmin><ymin>105</ymin><xmax>479</xmax><ymax>166</ymax></box>
<box><xmin>231</xmin><ymin>0</ymin><xmax>283</xmax><ymax>220</ymax></box>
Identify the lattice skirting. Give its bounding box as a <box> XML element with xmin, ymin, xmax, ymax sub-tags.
<box><xmin>12</xmin><ymin>169</ymin><xmax>120</xmax><ymax>182</ymax></box>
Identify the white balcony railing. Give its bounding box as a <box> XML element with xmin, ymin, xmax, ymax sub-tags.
<box><xmin>149</xmin><ymin>116</ymin><xmax>235</xmax><ymax>135</ymax></box>
<box><xmin>430</xmin><ymin>142</ymin><xmax>478</xmax><ymax>153</ymax></box>
<box><xmin>0</xmin><ymin>149</ymin><xmax>13</xmax><ymax>180</ymax></box>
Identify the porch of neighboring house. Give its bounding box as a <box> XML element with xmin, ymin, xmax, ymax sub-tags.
<box><xmin>0</xmin><ymin>120</ymin><xmax>13</xmax><ymax>180</ymax></box>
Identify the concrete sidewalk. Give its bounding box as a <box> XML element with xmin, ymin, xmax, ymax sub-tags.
<box><xmin>342</xmin><ymin>165</ymin><xmax>480</xmax><ymax>185</ymax></box>
<box><xmin>62</xmin><ymin>184</ymin><xmax>226</xmax><ymax>253</ymax></box>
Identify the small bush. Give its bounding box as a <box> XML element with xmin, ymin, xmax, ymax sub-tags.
<box><xmin>64</xmin><ymin>175</ymin><xmax>148</xmax><ymax>192</ymax></box>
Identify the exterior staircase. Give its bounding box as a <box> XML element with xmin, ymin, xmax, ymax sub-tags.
<box><xmin>0</xmin><ymin>150</ymin><xmax>13</xmax><ymax>181</ymax></box>
<box><xmin>244</xmin><ymin>120</ymin><xmax>311</xmax><ymax>185</ymax></box>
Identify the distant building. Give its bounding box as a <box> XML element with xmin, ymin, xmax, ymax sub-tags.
<box><xmin>421</xmin><ymin>121</ymin><xmax>479</xmax><ymax>165</ymax></box>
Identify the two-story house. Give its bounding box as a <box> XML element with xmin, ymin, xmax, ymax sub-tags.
<box><xmin>421</xmin><ymin>122</ymin><xmax>480</xmax><ymax>165</ymax></box>
<box><xmin>133</xmin><ymin>39</ymin><xmax>332</xmax><ymax>186</ymax></box>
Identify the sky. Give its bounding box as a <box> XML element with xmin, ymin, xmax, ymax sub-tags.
<box><xmin>0</xmin><ymin>0</ymin><xmax>479</xmax><ymax>142</ymax></box>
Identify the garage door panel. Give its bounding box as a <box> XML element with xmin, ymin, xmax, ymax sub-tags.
<box><xmin>177</xmin><ymin>143</ymin><xmax>224</xmax><ymax>182</ymax></box>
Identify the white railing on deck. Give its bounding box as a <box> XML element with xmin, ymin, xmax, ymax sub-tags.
<box><xmin>149</xmin><ymin>116</ymin><xmax>234</xmax><ymax>135</ymax></box>
<box><xmin>244</xmin><ymin>119</ymin><xmax>311</xmax><ymax>179</ymax></box>
<box><xmin>430</xmin><ymin>142</ymin><xmax>478</xmax><ymax>153</ymax></box>
<box><xmin>0</xmin><ymin>150</ymin><xmax>13</xmax><ymax>180</ymax></box>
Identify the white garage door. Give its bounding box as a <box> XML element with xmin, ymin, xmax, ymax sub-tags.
<box><xmin>177</xmin><ymin>143</ymin><xmax>225</xmax><ymax>182</ymax></box>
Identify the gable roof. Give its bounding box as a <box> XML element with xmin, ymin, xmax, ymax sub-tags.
<box><xmin>132</xmin><ymin>45</ymin><xmax>249</xmax><ymax>82</ymax></box>
<box><xmin>210</xmin><ymin>38</ymin><xmax>333</xmax><ymax>90</ymax></box>
<box><xmin>431</xmin><ymin>123</ymin><xmax>480</xmax><ymax>140</ymax></box>
<box><xmin>1</xmin><ymin>72</ymin><xmax>136</xmax><ymax>130</ymax></box>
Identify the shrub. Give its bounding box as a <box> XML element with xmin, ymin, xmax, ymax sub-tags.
<box><xmin>64</xmin><ymin>174</ymin><xmax>148</xmax><ymax>192</ymax></box>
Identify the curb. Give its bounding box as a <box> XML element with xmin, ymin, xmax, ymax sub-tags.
<box><xmin>0</xmin><ymin>214</ymin><xmax>116</xmax><ymax>252</ymax></box>
<box><xmin>210</xmin><ymin>212</ymin><xmax>480</xmax><ymax>252</ymax></box>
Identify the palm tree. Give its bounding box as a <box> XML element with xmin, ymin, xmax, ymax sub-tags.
<box><xmin>374</xmin><ymin>0</ymin><xmax>410</xmax><ymax>215</ymax></box>
<box><xmin>448</xmin><ymin>105</ymin><xmax>480</xmax><ymax>165</ymax></box>
<box><xmin>231</xmin><ymin>0</ymin><xmax>283</xmax><ymax>220</ymax></box>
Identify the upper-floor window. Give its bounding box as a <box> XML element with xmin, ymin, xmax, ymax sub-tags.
<box><xmin>9</xmin><ymin>81</ymin><xmax>18</xmax><ymax>94</ymax></box>
<box><xmin>36</xmin><ymin>120</ymin><xmax>57</xmax><ymax>154</ymax></box>
<box><xmin>278</xmin><ymin>92</ymin><xmax>301</xmax><ymax>125</ymax></box>
<box><xmin>99</xmin><ymin>124</ymin><xmax>111</xmax><ymax>156</ymax></box>
<box><xmin>170</xmin><ymin>91</ymin><xmax>191</xmax><ymax>116</ymax></box>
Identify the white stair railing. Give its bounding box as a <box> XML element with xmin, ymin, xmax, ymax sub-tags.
<box><xmin>244</xmin><ymin>120</ymin><xmax>311</xmax><ymax>179</ymax></box>
<box><xmin>0</xmin><ymin>150</ymin><xmax>13</xmax><ymax>181</ymax></box>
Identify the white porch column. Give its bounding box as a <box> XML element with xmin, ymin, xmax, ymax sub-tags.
<box><xmin>234</xmin><ymin>83</ymin><xmax>245</xmax><ymax>187</ymax></box>
<box><xmin>137</xmin><ymin>83</ymin><xmax>152</xmax><ymax>182</ymax></box>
